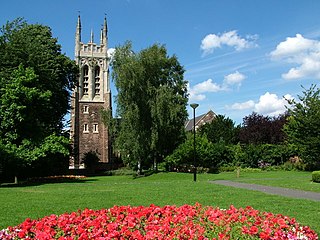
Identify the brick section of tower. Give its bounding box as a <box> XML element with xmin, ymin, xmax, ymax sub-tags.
<box><xmin>78</xmin><ymin>99</ymin><xmax>110</xmax><ymax>163</ymax></box>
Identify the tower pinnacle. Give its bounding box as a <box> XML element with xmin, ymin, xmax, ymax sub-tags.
<box><xmin>103</xmin><ymin>14</ymin><xmax>108</xmax><ymax>35</ymax></box>
<box><xmin>90</xmin><ymin>29</ymin><xmax>94</xmax><ymax>43</ymax></box>
<box><xmin>102</xmin><ymin>15</ymin><xmax>108</xmax><ymax>51</ymax></box>
<box><xmin>75</xmin><ymin>14</ymin><xmax>81</xmax><ymax>56</ymax></box>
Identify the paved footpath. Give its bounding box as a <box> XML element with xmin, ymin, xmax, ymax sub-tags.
<box><xmin>211</xmin><ymin>180</ymin><xmax>320</xmax><ymax>201</ymax></box>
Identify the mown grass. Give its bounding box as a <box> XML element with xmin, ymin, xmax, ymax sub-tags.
<box><xmin>0</xmin><ymin>171</ymin><xmax>319</xmax><ymax>234</ymax></box>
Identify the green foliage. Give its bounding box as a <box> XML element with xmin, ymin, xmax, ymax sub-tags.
<box><xmin>0</xmin><ymin>66</ymin><xmax>51</xmax><ymax>143</ymax></box>
<box><xmin>230</xmin><ymin>144</ymin><xmax>294</xmax><ymax>169</ymax></box>
<box><xmin>105</xmin><ymin>167</ymin><xmax>136</xmax><ymax>176</ymax></box>
<box><xmin>0</xmin><ymin>19</ymin><xmax>77</xmax><ymax>130</ymax></box>
<box><xmin>228</xmin><ymin>143</ymin><xmax>246</xmax><ymax>166</ymax></box>
<box><xmin>166</xmin><ymin>135</ymin><xmax>296</xmax><ymax>171</ymax></box>
<box><xmin>199</xmin><ymin>114</ymin><xmax>240</xmax><ymax>144</ymax></box>
<box><xmin>284</xmin><ymin>85</ymin><xmax>320</xmax><ymax>170</ymax></box>
<box><xmin>312</xmin><ymin>171</ymin><xmax>320</xmax><ymax>183</ymax></box>
<box><xmin>0</xmin><ymin>18</ymin><xmax>77</xmax><ymax>178</ymax></box>
<box><xmin>27</xmin><ymin>134</ymin><xmax>70</xmax><ymax>177</ymax></box>
<box><xmin>109</xmin><ymin>42</ymin><xmax>188</xmax><ymax>171</ymax></box>
<box><xmin>165</xmin><ymin>133</ymin><xmax>234</xmax><ymax>172</ymax></box>
<box><xmin>82</xmin><ymin>151</ymin><xmax>100</xmax><ymax>172</ymax></box>
<box><xmin>1</xmin><ymin>133</ymin><xmax>70</xmax><ymax>178</ymax></box>
<box><xmin>239</xmin><ymin>112</ymin><xmax>288</xmax><ymax>144</ymax></box>
<box><xmin>165</xmin><ymin>134</ymin><xmax>206</xmax><ymax>168</ymax></box>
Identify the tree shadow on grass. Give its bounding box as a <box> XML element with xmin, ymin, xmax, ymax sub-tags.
<box><xmin>132</xmin><ymin>169</ymin><xmax>167</xmax><ymax>179</ymax></box>
<box><xmin>0</xmin><ymin>176</ymin><xmax>97</xmax><ymax>188</ymax></box>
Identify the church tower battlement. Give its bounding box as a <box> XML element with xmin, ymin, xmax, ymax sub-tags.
<box><xmin>70</xmin><ymin>15</ymin><xmax>112</xmax><ymax>169</ymax></box>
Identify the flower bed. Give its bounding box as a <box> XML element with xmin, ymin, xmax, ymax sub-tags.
<box><xmin>28</xmin><ymin>175</ymin><xmax>86</xmax><ymax>183</ymax></box>
<box><xmin>0</xmin><ymin>204</ymin><xmax>318</xmax><ymax>239</ymax></box>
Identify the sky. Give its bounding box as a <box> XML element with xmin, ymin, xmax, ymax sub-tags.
<box><xmin>1</xmin><ymin>0</ymin><xmax>320</xmax><ymax>124</ymax></box>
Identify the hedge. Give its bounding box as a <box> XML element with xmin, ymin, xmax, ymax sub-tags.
<box><xmin>312</xmin><ymin>171</ymin><xmax>320</xmax><ymax>183</ymax></box>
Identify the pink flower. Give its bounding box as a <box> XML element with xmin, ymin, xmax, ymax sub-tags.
<box><xmin>2</xmin><ymin>204</ymin><xmax>318</xmax><ymax>239</ymax></box>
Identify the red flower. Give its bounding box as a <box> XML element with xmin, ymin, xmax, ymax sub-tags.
<box><xmin>2</xmin><ymin>204</ymin><xmax>318</xmax><ymax>240</ymax></box>
<box><xmin>249</xmin><ymin>225</ymin><xmax>259</xmax><ymax>235</ymax></box>
<box><xmin>259</xmin><ymin>231</ymin><xmax>270</xmax><ymax>239</ymax></box>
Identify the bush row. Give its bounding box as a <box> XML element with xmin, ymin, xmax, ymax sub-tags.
<box><xmin>164</xmin><ymin>135</ymin><xmax>310</xmax><ymax>172</ymax></box>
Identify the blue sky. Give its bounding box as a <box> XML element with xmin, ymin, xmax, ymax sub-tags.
<box><xmin>1</xmin><ymin>0</ymin><xmax>320</xmax><ymax>124</ymax></box>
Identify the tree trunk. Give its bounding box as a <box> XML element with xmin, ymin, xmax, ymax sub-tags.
<box><xmin>153</xmin><ymin>157</ymin><xmax>158</xmax><ymax>172</ymax></box>
<box><xmin>137</xmin><ymin>160</ymin><xmax>142</xmax><ymax>175</ymax></box>
<box><xmin>236</xmin><ymin>167</ymin><xmax>240</xmax><ymax>178</ymax></box>
<box><xmin>14</xmin><ymin>176</ymin><xmax>18</xmax><ymax>184</ymax></box>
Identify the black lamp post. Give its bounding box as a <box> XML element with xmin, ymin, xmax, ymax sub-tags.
<box><xmin>190</xmin><ymin>103</ymin><xmax>199</xmax><ymax>182</ymax></box>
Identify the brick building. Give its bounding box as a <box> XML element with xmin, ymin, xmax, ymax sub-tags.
<box><xmin>69</xmin><ymin>15</ymin><xmax>112</xmax><ymax>169</ymax></box>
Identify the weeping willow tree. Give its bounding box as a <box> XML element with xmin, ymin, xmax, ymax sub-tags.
<box><xmin>106</xmin><ymin>42</ymin><xmax>188</xmax><ymax>173</ymax></box>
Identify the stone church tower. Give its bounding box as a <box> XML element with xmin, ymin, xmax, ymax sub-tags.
<box><xmin>70</xmin><ymin>15</ymin><xmax>112</xmax><ymax>169</ymax></box>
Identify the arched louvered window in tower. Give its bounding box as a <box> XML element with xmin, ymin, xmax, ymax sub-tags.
<box><xmin>82</xmin><ymin>65</ymin><xmax>89</xmax><ymax>96</ymax></box>
<box><xmin>94</xmin><ymin>66</ymin><xmax>100</xmax><ymax>95</ymax></box>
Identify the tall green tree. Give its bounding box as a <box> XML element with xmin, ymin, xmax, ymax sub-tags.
<box><xmin>0</xmin><ymin>18</ymin><xmax>77</xmax><ymax>134</ymax></box>
<box><xmin>198</xmin><ymin>114</ymin><xmax>240</xmax><ymax>144</ymax></box>
<box><xmin>110</xmin><ymin>42</ymin><xmax>188</xmax><ymax>172</ymax></box>
<box><xmin>0</xmin><ymin>18</ymin><xmax>77</xmax><ymax>179</ymax></box>
<box><xmin>284</xmin><ymin>85</ymin><xmax>320</xmax><ymax>169</ymax></box>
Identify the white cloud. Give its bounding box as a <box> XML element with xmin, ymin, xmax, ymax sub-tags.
<box><xmin>229</xmin><ymin>100</ymin><xmax>255</xmax><ymax>110</ymax></box>
<box><xmin>281</xmin><ymin>57</ymin><xmax>320</xmax><ymax>80</ymax></box>
<box><xmin>270</xmin><ymin>34</ymin><xmax>320</xmax><ymax>80</ymax></box>
<box><xmin>107</xmin><ymin>48</ymin><xmax>116</xmax><ymax>59</ymax></box>
<box><xmin>254</xmin><ymin>92</ymin><xmax>291</xmax><ymax>116</ymax></box>
<box><xmin>224</xmin><ymin>71</ymin><xmax>246</xmax><ymax>86</ymax></box>
<box><xmin>200</xmin><ymin>30</ymin><xmax>258</xmax><ymax>55</ymax></box>
<box><xmin>228</xmin><ymin>92</ymin><xmax>293</xmax><ymax>116</ymax></box>
<box><xmin>187</xmin><ymin>83</ymin><xmax>206</xmax><ymax>101</ymax></box>
<box><xmin>193</xmin><ymin>79</ymin><xmax>223</xmax><ymax>93</ymax></box>
<box><xmin>189</xmin><ymin>92</ymin><xmax>206</xmax><ymax>101</ymax></box>
<box><xmin>188</xmin><ymin>72</ymin><xmax>246</xmax><ymax>102</ymax></box>
<box><xmin>188</xmin><ymin>79</ymin><xmax>224</xmax><ymax>102</ymax></box>
<box><xmin>270</xmin><ymin>34</ymin><xmax>315</xmax><ymax>59</ymax></box>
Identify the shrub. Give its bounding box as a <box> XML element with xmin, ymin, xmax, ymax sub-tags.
<box><xmin>1</xmin><ymin>204</ymin><xmax>318</xmax><ymax>239</ymax></box>
<box><xmin>281</xmin><ymin>156</ymin><xmax>307</xmax><ymax>171</ymax></box>
<box><xmin>82</xmin><ymin>151</ymin><xmax>100</xmax><ymax>171</ymax></box>
<box><xmin>237</xmin><ymin>143</ymin><xmax>297</xmax><ymax>169</ymax></box>
<box><xmin>218</xmin><ymin>165</ymin><xmax>237</xmax><ymax>172</ymax></box>
<box><xmin>312</xmin><ymin>171</ymin><xmax>320</xmax><ymax>183</ymax></box>
<box><xmin>239</xmin><ymin>167</ymin><xmax>263</xmax><ymax>173</ymax></box>
<box><xmin>164</xmin><ymin>134</ymin><xmax>218</xmax><ymax>169</ymax></box>
<box><xmin>105</xmin><ymin>167</ymin><xmax>136</xmax><ymax>176</ymax></box>
<box><xmin>165</xmin><ymin>134</ymin><xmax>236</xmax><ymax>171</ymax></box>
<box><xmin>166</xmin><ymin>134</ymin><xmax>310</xmax><ymax>171</ymax></box>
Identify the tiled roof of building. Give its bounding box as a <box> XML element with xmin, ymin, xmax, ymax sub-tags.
<box><xmin>185</xmin><ymin>110</ymin><xmax>216</xmax><ymax>131</ymax></box>
<box><xmin>185</xmin><ymin>113</ymin><xmax>207</xmax><ymax>131</ymax></box>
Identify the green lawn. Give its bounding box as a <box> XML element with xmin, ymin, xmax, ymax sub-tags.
<box><xmin>228</xmin><ymin>170</ymin><xmax>320</xmax><ymax>192</ymax></box>
<box><xmin>0</xmin><ymin>171</ymin><xmax>319</xmax><ymax>234</ymax></box>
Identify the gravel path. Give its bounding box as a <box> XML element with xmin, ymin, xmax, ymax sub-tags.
<box><xmin>211</xmin><ymin>180</ymin><xmax>320</xmax><ymax>201</ymax></box>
